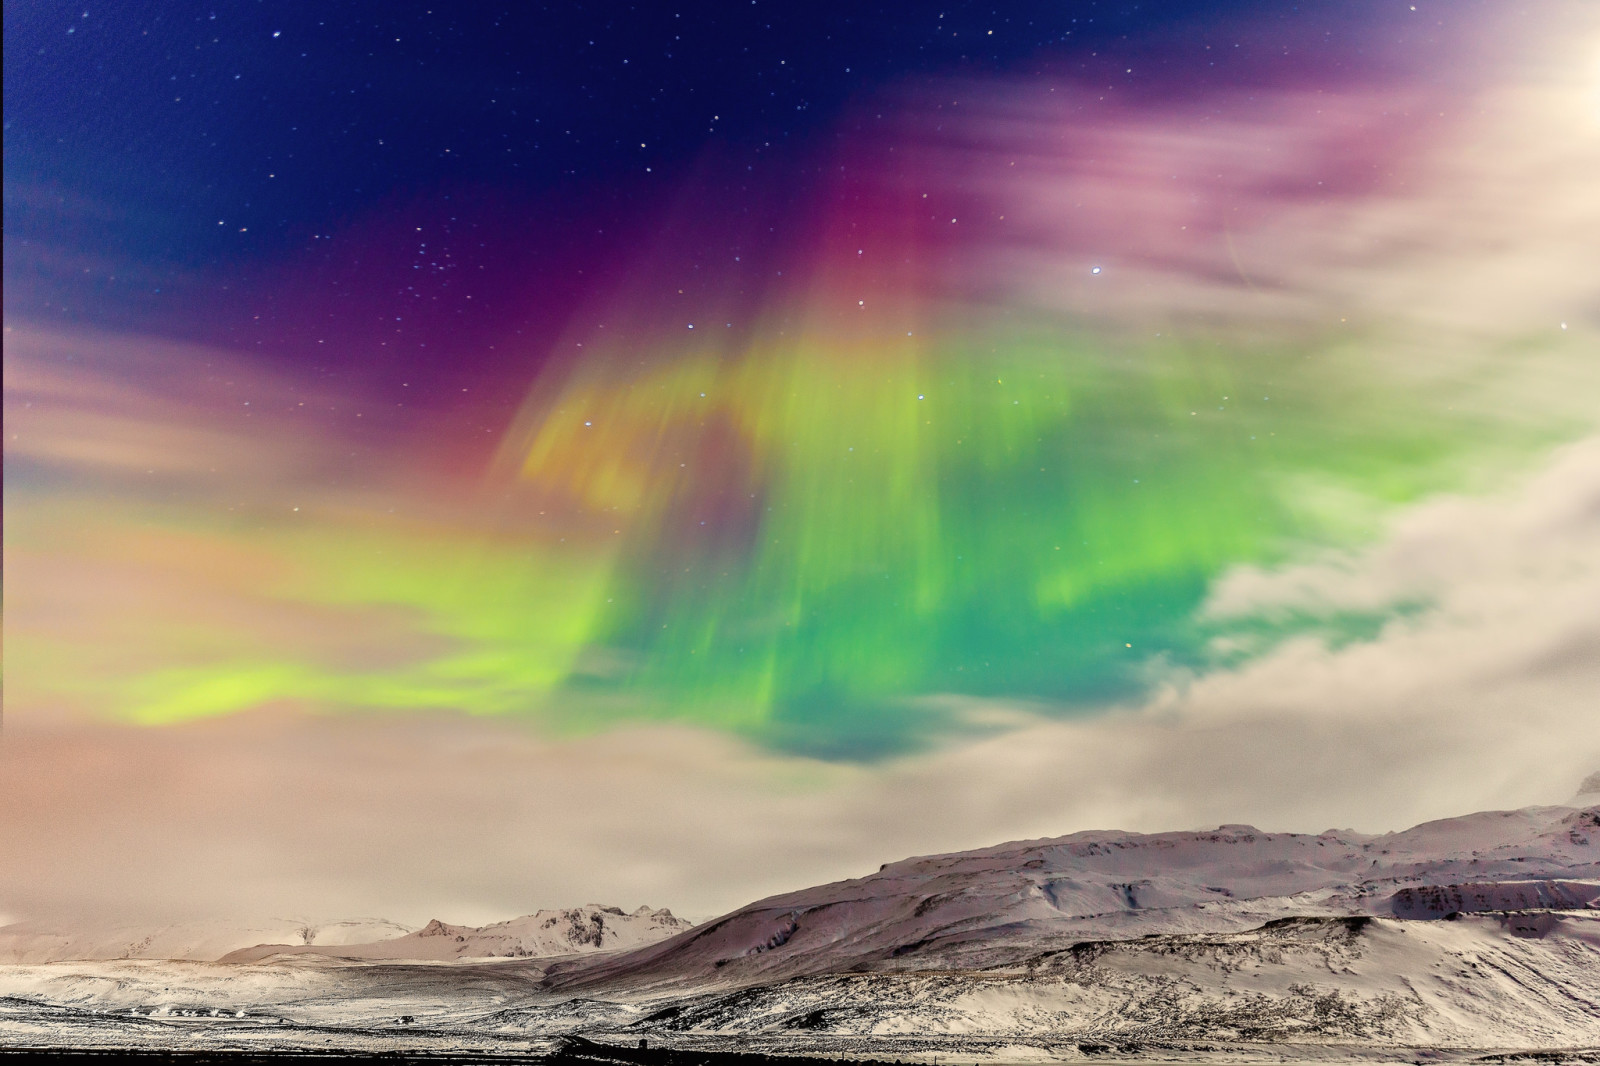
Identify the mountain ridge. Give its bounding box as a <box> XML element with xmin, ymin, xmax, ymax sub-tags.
<box><xmin>538</xmin><ymin>803</ymin><xmax>1600</xmax><ymax>991</ymax></box>
<box><xmin>219</xmin><ymin>903</ymin><xmax>692</xmax><ymax>964</ymax></box>
<box><xmin>4</xmin><ymin>798</ymin><xmax>1597</xmax><ymax>1057</ymax></box>
<box><xmin>0</xmin><ymin>903</ymin><xmax>690</xmax><ymax>966</ymax></box>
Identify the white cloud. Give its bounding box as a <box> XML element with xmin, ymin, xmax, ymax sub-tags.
<box><xmin>4</xmin><ymin>438</ymin><xmax>1596</xmax><ymax>927</ymax></box>
<box><xmin>6</xmin><ymin>6</ymin><xmax>1598</xmax><ymax>937</ymax></box>
<box><xmin>936</xmin><ymin>6</ymin><xmax>1600</xmax><ymax>384</ymax></box>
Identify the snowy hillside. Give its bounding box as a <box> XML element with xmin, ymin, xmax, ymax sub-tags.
<box><xmin>0</xmin><ymin>916</ymin><xmax>414</xmax><ymax>965</ymax></box>
<box><xmin>623</xmin><ymin>912</ymin><xmax>1600</xmax><ymax>1051</ymax></box>
<box><xmin>0</xmin><ymin>905</ymin><xmax>691</xmax><ymax>967</ymax></box>
<box><xmin>5</xmin><ymin>910</ymin><xmax>1595</xmax><ymax>1057</ymax></box>
<box><xmin>543</xmin><ymin>803</ymin><xmax>1600</xmax><ymax>990</ymax></box>
<box><xmin>220</xmin><ymin>904</ymin><xmax>693</xmax><ymax>964</ymax></box>
<box><xmin>3</xmin><ymin>800</ymin><xmax>1596</xmax><ymax>1058</ymax></box>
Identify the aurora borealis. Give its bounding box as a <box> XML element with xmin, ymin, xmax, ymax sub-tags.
<box><xmin>4</xmin><ymin>0</ymin><xmax>1599</xmax><ymax>924</ymax></box>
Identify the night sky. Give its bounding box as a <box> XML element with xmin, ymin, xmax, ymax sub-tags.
<box><xmin>7</xmin><ymin>1</ymin><xmax>1458</xmax><ymax>390</ymax></box>
<box><xmin>4</xmin><ymin>1</ymin><xmax>1598</xmax><ymax>924</ymax></box>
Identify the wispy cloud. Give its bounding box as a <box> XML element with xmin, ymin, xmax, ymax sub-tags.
<box><xmin>5</xmin><ymin>434</ymin><xmax>1596</xmax><ymax>922</ymax></box>
<box><xmin>4</xmin><ymin>2</ymin><xmax>1597</xmax><ymax>927</ymax></box>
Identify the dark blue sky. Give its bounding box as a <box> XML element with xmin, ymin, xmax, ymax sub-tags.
<box><xmin>5</xmin><ymin>0</ymin><xmax>1451</xmax><ymax>381</ymax></box>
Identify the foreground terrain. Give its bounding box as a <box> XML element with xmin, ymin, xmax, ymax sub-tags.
<box><xmin>3</xmin><ymin>802</ymin><xmax>1597</xmax><ymax>1061</ymax></box>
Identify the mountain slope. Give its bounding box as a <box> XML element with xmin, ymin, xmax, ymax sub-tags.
<box><xmin>543</xmin><ymin>804</ymin><xmax>1600</xmax><ymax>991</ymax></box>
<box><xmin>4</xmin><ymin>801</ymin><xmax>1597</xmax><ymax>1058</ymax></box>
<box><xmin>615</xmin><ymin>912</ymin><xmax>1600</xmax><ymax>1052</ymax></box>
<box><xmin>5</xmin><ymin>911</ymin><xmax>1596</xmax><ymax>1056</ymax></box>
<box><xmin>0</xmin><ymin>916</ymin><xmax>414</xmax><ymax>965</ymax></box>
<box><xmin>220</xmin><ymin>904</ymin><xmax>692</xmax><ymax>964</ymax></box>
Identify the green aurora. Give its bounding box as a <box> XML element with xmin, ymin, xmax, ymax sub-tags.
<box><xmin>9</xmin><ymin>310</ymin><xmax>1573</xmax><ymax>759</ymax></box>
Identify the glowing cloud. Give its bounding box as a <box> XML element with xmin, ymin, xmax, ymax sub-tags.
<box><xmin>5</xmin><ymin>20</ymin><xmax>1596</xmax><ymax>760</ymax></box>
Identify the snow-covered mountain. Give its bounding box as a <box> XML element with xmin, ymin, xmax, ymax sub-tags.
<box><xmin>220</xmin><ymin>905</ymin><xmax>692</xmax><ymax>964</ymax></box>
<box><xmin>621</xmin><ymin>912</ymin><xmax>1600</xmax><ymax>1052</ymax></box>
<box><xmin>0</xmin><ymin>905</ymin><xmax>692</xmax><ymax>966</ymax></box>
<box><xmin>0</xmin><ymin>916</ymin><xmax>414</xmax><ymax>965</ymax></box>
<box><xmin>3</xmin><ymin>799</ymin><xmax>1596</xmax><ymax>1059</ymax></box>
<box><xmin>542</xmin><ymin>803</ymin><xmax>1600</xmax><ymax>991</ymax></box>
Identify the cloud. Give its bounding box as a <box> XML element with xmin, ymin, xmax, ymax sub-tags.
<box><xmin>5</xmin><ymin>9</ymin><xmax>1597</xmax><ymax>928</ymax></box>
<box><xmin>928</xmin><ymin>11</ymin><xmax>1600</xmax><ymax>357</ymax></box>
<box><xmin>3</xmin><ymin>324</ymin><xmax>380</xmax><ymax>501</ymax></box>
<box><xmin>3</xmin><ymin>324</ymin><xmax>617</xmax><ymax>727</ymax></box>
<box><xmin>4</xmin><ymin>436</ymin><xmax>1596</xmax><ymax>925</ymax></box>
<box><xmin>904</xmin><ymin>435</ymin><xmax>1600</xmax><ymax>841</ymax></box>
